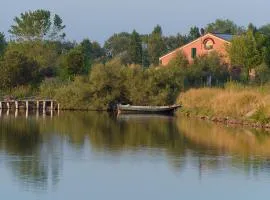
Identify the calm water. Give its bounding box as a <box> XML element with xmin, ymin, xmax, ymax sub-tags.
<box><xmin>0</xmin><ymin>111</ymin><xmax>270</xmax><ymax>200</ymax></box>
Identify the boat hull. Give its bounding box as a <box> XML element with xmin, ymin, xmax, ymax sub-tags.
<box><xmin>117</xmin><ymin>104</ymin><xmax>181</xmax><ymax>115</ymax></box>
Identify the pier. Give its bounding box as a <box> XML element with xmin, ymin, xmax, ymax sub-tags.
<box><xmin>0</xmin><ymin>99</ymin><xmax>60</xmax><ymax>117</ymax></box>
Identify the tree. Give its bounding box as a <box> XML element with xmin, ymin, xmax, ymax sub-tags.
<box><xmin>205</xmin><ymin>19</ymin><xmax>244</xmax><ymax>34</ymax></box>
<box><xmin>104</xmin><ymin>32</ymin><xmax>131</xmax><ymax>58</ymax></box>
<box><xmin>91</xmin><ymin>41</ymin><xmax>104</xmax><ymax>60</ymax></box>
<box><xmin>79</xmin><ymin>39</ymin><xmax>93</xmax><ymax>72</ymax></box>
<box><xmin>59</xmin><ymin>48</ymin><xmax>84</xmax><ymax>78</ymax></box>
<box><xmin>188</xmin><ymin>26</ymin><xmax>201</xmax><ymax>41</ymax></box>
<box><xmin>0</xmin><ymin>50</ymin><xmax>39</xmax><ymax>89</ymax></box>
<box><xmin>0</xmin><ymin>32</ymin><xmax>7</xmax><ymax>56</ymax></box>
<box><xmin>9</xmin><ymin>9</ymin><xmax>65</xmax><ymax>41</ymax></box>
<box><xmin>128</xmin><ymin>30</ymin><xmax>142</xmax><ymax>65</ymax></box>
<box><xmin>7</xmin><ymin>40</ymin><xmax>59</xmax><ymax>77</ymax></box>
<box><xmin>148</xmin><ymin>25</ymin><xmax>166</xmax><ymax>66</ymax></box>
<box><xmin>164</xmin><ymin>34</ymin><xmax>189</xmax><ymax>53</ymax></box>
<box><xmin>259</xmin><ymin>24</ymin><xmax>270</xmax><ymax>36</ymax></box>
<box><xmin>228</xmin><ymin>31</ymin><xmax>262</xmax><ymax>76</ymax></box>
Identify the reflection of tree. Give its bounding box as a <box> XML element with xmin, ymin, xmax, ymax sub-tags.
<box><xmin>3</xmin><ymin>111</ymin><xmax>270</xmax><ymax>189</ymax></box>
<box><xmin>0</xmin><ymin>116</ymin><xmax>62</xmax><ymax>190</ymax></box>
<box><xmin>40</xmin><ymin>112</ymin><xmax>188</xmax><ymax>170</ymax></box>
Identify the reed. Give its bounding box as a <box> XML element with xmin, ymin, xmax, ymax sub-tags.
<box><xmin>177</xmin><ymin>83</ymin><xmax>270</xmax><ymax>123</ymax></box>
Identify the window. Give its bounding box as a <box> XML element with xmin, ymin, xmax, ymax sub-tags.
<box><xmin>191</xmin><ymin>48</ymin><xmax>197</xmax><ymax>59</ymax></box>
<box><xmin>203</xmin><ymin>38</ymin><xmax>214</xmax><ymax>50</ymax></box>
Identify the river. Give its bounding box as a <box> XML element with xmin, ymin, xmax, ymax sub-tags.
<box><xmin>0</xmin><ymin>111</ymin><xmax>269</xmax><ymax>200</ymax></box>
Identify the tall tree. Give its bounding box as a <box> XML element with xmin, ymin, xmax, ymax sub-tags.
<box><xmin>59</xmin><ymin>48</ymin><xmax>85</xmax><ymax>78</ymax></box>
<box><xmin>148</xmin><ymin>25</ymin><xmax>166</xmax><ymax>66</ymax></box>
<box><xmin>259</xmin><ymin>24</ymin><xmax>270</xmax><ymax>36</ymax></box>
<box><xmin>188</xmin><ymin>26</ymin><xmax>201</xmax><ymax>41</ymax></box>
<box><xmin>0</xmin><ymin>32</ymin><xmax>7</xmax><ymax>56</ymax></box>
<box><xmin>128</xmin><ymin>30</ymin><xmax>142</xmax><ymax>65</ymax></box>
<box><xmin>9</xmin><ymin>9</ymin><xmax>65</xmax><ymax>41</ymax></box>
<box><xmin>79</xmin><ymin>39</ymin><xmax>93</xmax><ymax>72</ymax></box>
<box><xmin>104</xmin><ymin>32</ymin><xmax>131</xmax><ymax>58</ymax></box>
<box><xmin>228</xmin><ymin>30</ymin><xmax>262</xmax><ymax>72</ymax></box>
<box><xmin>164</xmin><ymin>34</ymin><xmax>189</xmax><ymax>53</ymax></box>
<box><xmin>205</xmin><ymin>19</ymin><xmax>244</xmax><ymax>34</ymax></box>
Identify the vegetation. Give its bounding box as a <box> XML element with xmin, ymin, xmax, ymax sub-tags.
<box><xmin>178</xmin><ymin>82</ymin><xmax>270</xmax><ymax>124</ymax></box>
<box><xmin>2</xmin><ymin>9</ymin><xmax>270</xmax><ymax>116</ymax></box>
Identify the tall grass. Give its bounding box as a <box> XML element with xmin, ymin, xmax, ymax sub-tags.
<box><xmin>177</xmin><ymin>82</ymin><xmax>270</xmax><ymax>123</ymax></box>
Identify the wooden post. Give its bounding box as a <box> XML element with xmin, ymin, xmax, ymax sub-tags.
<box><xmin>26</xmin><ymin>109</ymin><xmax>28</xmax><ymax>118</ymax></box>
<box><xmin>15</xmin><ymin>101</ymin><xmax>19</xmax><ymax>110</ymax></box>
<box><xmin>0</xmin><ymin>102</ymin><xmax>2</xmax><ymax>110</ymax></box>
<box><xmin>50</xmin><ymin>101</ymin><xmax>54</xmax><ymax>111</ymax></box>
<box><xmin>6</xmin><ymin>102</ymin><xmax>10</xmax><ymax>110</ymax></box>
<box><xmin>57</xmin><ymin>103</ymin><xmax>60</xmax><ymax>116</ymax></box>
<box><xmin>36</xmin><ymin>101</ymin><xmax>39</xmax><ymax>110</ymax></box>
<box><xmin>26</xmin><ymin>101</ymin><xmax>29</xmax><ymax>111</ymax></box>
<box><xmin>43</xmin><ymin>101</ymin><xmax>46</xmax><ymax>113</ymax></box>
<box><xmin>15</xmin><ymin>109</ymin><xmax>18</xmax><ymax>118</ymax></box>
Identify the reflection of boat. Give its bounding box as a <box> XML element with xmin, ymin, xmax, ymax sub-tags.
<box><xmin>117</xmin><ymin>104</ymin><xmax>181</xmax><ymax>115</ymax></box>
<box><xmin>117</xmin><ymin>114</ymin><xmax>175</xmax><ymax>121</ymax></box>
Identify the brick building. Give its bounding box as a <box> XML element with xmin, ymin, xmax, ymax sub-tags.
<box><xmin>159</xmin><ymin>33</ymin><xmax>233</xmax><ymax>65</ymax></box>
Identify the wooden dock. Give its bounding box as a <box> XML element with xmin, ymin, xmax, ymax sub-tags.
<box><xmin>0</xmin><ymin>99</ymin><xmax>60</xmax><ymax>117</ymax></box>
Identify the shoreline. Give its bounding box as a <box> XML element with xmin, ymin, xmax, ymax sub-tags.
<box><xmin>178</xmin><ymin>110</ymin><xmax>270</xmax><ymax>130</ymax></box>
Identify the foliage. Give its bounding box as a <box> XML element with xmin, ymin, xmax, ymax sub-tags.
<box><xmin>0</xmin><ymin>32</ymin><xmax>7</xmax><ymax>56</ymax></box>
<box><xmin>254</xmin><ymin>63</ymin><xmax>270</xmax><ymax>84</ymax></box>
<box><xmin>59</xmin><ymin>48</ymin><xmax>85</xmax><ymax>78</ymax></box>
<box><xmin>164</xmin><ymin>34</ymin><xmax>189</xmax><ymax>53</ymax></box>
<box><xmin>127</xmin><ymin>30</ymin><xmax>142</xmax><ymax>65</ymax></box>
<box><xmin>0</xmin><ymin>50</ymin><xmax>39</xmax><ymax>89</ymax></box>
<box><xmin>168</xmin><ymin>51</ymin><xmax>189</xmax><ymax>68</ymax></box>
<box><xmin>228</xmin><ymin>31</ymin><xmax>262</xmax><ymax>70</ymax></box>
<box><xmin>7</xmin><ymin>41</ymin><xmax>60</xmax><ymax>77</ymax></box>
<box><xmin>188</xmin><ymin>26</ymin><xmax>201</xmax><ymax>41</ymax></box>
<box><xmin>148</xmin><ymin>25</ymin><xmax>166</xmax><ymax>66</ymax></box>
<box><xmin>205</xmin><ymin>19</ymin><xmax>244</xmax><ymax>34</ymax></box>
<box><xmin>9</xmin><ymin>9</ymin><xmax>65</xmax><ymax>41</ymax></box>
<box><xmin>104</xmin><ymin>32</ymin><xmax>131</xmax><ymax>58</ymax></box>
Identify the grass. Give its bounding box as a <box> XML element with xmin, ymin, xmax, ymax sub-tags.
<box><xmin>177</xmin><ymin>82</ymin><xmax>270</xmax><ymax>124</ymax></box>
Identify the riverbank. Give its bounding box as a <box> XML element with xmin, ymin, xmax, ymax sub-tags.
<box><xmin>177</xmin><ymin>83</ymin><xmax>270</xmax><ymax>128</ymax></box>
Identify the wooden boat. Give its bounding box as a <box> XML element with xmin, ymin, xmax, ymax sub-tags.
<box><xmin>117</xmin><ymin>104</ymin><xmax>181</xmax><ymax>115</ymax></box>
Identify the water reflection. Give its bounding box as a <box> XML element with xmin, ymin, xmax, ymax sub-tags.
<box><xmin>1</xmin><ymin>111</ymin><xmax>270</xmax><ymax>192</ymax></box>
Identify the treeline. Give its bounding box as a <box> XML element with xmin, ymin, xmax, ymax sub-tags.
<box><xmin>1</xmin><ymin>9</ymin><xmax>270</xmax><ymax>109</ymax></box>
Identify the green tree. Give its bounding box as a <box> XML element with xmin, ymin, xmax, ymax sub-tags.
<box><xmin>254</xmin><ymin>63</ymin><xmax>270</xmax><ymax>84</ymax></box>
<box><xmin>188</xmin><ymin>26</ymin><xmax>201</xmax><ymax>41</ymax></box>
<box><xmin>0</xmin><ymin>50</ymin><xmax>39</xmax><ymax>89</ymax></box>
<box><xmin>91</xmin><ymin>41</ymin><xmax>104</xmax><ymax>60</ymax></box>
<box><xmin>79</xmin><ymin>39</ymin><xmax>93</xmax><ymax>72</ymax></box>
<box><xmin>59</xmin><ymin>48</ymin><xmax>84</xmax><ymax>78</ymax></box>
<box><xmin>164</xmin><ymin>34</ymin><xmax>189</xmax><ymax>52</ymax></box>
<box><xmin>148</xmin><ymin>25</ymin><xmax>166</xmax><ymax>66</ymax></box>
<box><xmin>0</xmin><ymin>32</ymin><xmax>7</xmax><ymax>56</ymax></box>
<box><xmin>259</xmin><ymin>24</ymin><xmax>270</xmax><ymax>36</ymax></box>
<box><xmin>7</xmin><ymin>41</ymin><xmax>59</xmax><ymax>77</ymax></box>
<box><xmin>228</xmin><ymin>30</ymin><xmax>262</xmax><ymax>79</ymax></box>
<box><xmin>104</xmin><ymin>32</ymin><xmax>131</xmax><ymax>58</ymax></box>
<box><xmin>9</xmin><ymin>9</ymin><xmax>65</xmax><ymax>41</ymax></box>
<box><xmin>128</xmin><ymin>30</ymin><xmax>142</xmax><ymax>65</ymax></box>
<box><xmin>205</xmin><ymin>19</ymin><xmax>244</xmax><ymax>34</ymax></box>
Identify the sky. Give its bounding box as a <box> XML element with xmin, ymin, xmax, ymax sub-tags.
<box><xmin>0</xmin><ymin>0</ymin><xmax>270</xmax><ymax>44</ymax></box>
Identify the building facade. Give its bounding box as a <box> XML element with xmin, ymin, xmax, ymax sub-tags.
<box><xmin>159</xmin><ymin>33</ymin><xmax>232</xmax><ymax>66</ymax></box>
